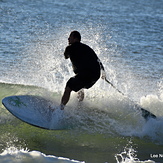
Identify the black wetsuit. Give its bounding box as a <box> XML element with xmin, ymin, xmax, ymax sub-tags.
<box><xmin>64</xmin><ymin>42</ymin><xmax>104</xmax><ymax>92</ymax></box>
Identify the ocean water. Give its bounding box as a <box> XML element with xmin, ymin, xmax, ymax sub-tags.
<box><xmin>0</xmin><ymin>0</ymin><xmax>163</xmax><ymax>162</ymax></box>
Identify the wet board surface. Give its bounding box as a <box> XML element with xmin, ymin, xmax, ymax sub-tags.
<box><xmin>2</xmin><ymin>95</ymin><xmax>64</xmax><ymax>130</ymax></box>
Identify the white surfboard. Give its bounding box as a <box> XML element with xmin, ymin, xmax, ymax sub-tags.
<box><xmin>2</xmin><ymin>95</ymin><xmax>65</xmax><ymax>130</ymax></box>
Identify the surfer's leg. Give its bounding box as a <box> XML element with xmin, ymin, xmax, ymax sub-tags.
<box><xmin>77</xmin><ymin>89</ymin><xmax>84</xmax><ymax>101</ymax></box>
<box><xmin>60</xmin><ymin>86</ymin><xmax>72</xmax><ymax>110</ymax></box>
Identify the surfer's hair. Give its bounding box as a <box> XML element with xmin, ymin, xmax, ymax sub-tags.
<box><xmin>70</xmin><ymin>31</ymin><xmax>81</xmax><ymax>41</ymax></box>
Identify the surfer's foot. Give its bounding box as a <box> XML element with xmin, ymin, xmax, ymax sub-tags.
<box><xmin>77</xmin><ymin>89</ymin><xmax>84</xmax><ymax>102</ymax></box>
<box><xmin>60</xmin><ymin>104</ymin><xmax>65</xmax><ymax>110</ymax></box>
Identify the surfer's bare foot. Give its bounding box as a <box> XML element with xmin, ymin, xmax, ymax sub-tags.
<box><xmin>77</xmin><ymin>89</ymin><xmax>84</xmax><ymax>102</ymax></box>
<box><xmin>60</xmin><ymin>104</ymin><xmax>65</xmax><ymax>110</ymax></box>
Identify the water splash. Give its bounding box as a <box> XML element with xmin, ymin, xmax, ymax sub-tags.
<box><xmin>115</xmin><ymin>142</ymin><xmax>155</xmax><ymax>163</ymax></box>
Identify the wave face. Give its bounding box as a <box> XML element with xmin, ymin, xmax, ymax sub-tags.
<box><xmin>0</xmin><ymin>0</ymin><xmax>163</xmax><ymax>162</ymax></box>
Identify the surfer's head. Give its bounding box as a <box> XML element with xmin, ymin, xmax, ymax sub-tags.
<box><xmin>68</xmin><ymin>31</ymin><xmax>81</xmax><ymax>45</ymax></box>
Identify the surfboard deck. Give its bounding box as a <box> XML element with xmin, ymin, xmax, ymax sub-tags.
<box><xmin>2</xmin><ymin>95</ymin><xmax>64</xmax><ymax>130</ymax></box>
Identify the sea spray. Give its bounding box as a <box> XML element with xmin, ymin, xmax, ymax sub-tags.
<box><xmin>115</xmin><ymin>144</ymin><xmax>155</xmax><ymax>163</ymax></box>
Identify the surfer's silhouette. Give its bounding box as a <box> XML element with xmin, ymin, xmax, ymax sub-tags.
<box><xmin>60</xmin><ymin>31</ymin><xmax>106</xmax><ymax>110</ymax></box>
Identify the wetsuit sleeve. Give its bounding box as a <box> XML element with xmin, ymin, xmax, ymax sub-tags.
<box><xmin>64</xmin><ymin>46</ymin><xmax>71</xmax><ymax>59</ymax></box>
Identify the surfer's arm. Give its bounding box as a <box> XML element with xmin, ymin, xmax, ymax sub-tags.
<box><xmin>97</xmin><ymin>59</ymin><xmax>106</xmax><ymax>79</ymax></box>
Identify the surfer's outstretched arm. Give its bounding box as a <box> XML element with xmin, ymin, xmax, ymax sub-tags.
<box><xmin>97</xmin><ymin>59</ymin><xmax>106</xmax><ymax>80</ymax></box>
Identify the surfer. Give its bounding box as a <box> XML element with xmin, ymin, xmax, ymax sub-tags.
<box><xmin>60</xmin><ymin>31</ymin><xmax>106</xmax><ymax>110</ymax></box>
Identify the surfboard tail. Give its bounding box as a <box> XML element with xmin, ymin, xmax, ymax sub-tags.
<box><xmin>140</xmin><ymin>108</ymin><xmax>156</xmax><ymax>120</ymax></box>
<box><xmin>105</xmin><ymin>78</ymin><xmax>157</xmax><ymax>121</ymax></box>
<box><xmin>134</xmin><ymin>104</ymin><xmax>156</xmax><ymax>120</ymax></box>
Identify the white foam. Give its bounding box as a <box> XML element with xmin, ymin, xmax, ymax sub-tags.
<box><xmin>115</xmin><ymin>146</ymin><xmax>155</xmax><ymax>163</ymax></box>
<box><xmin>0</xmin><ymin>147</ymin><xmax>84</xmax><ymax>163</ymax></box>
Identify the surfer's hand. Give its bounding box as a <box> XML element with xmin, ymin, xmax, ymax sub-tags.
<box><xmin>101</xmin><ymin>70</ymin><xmax>106</xmax><ymax>80</ymax></box>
